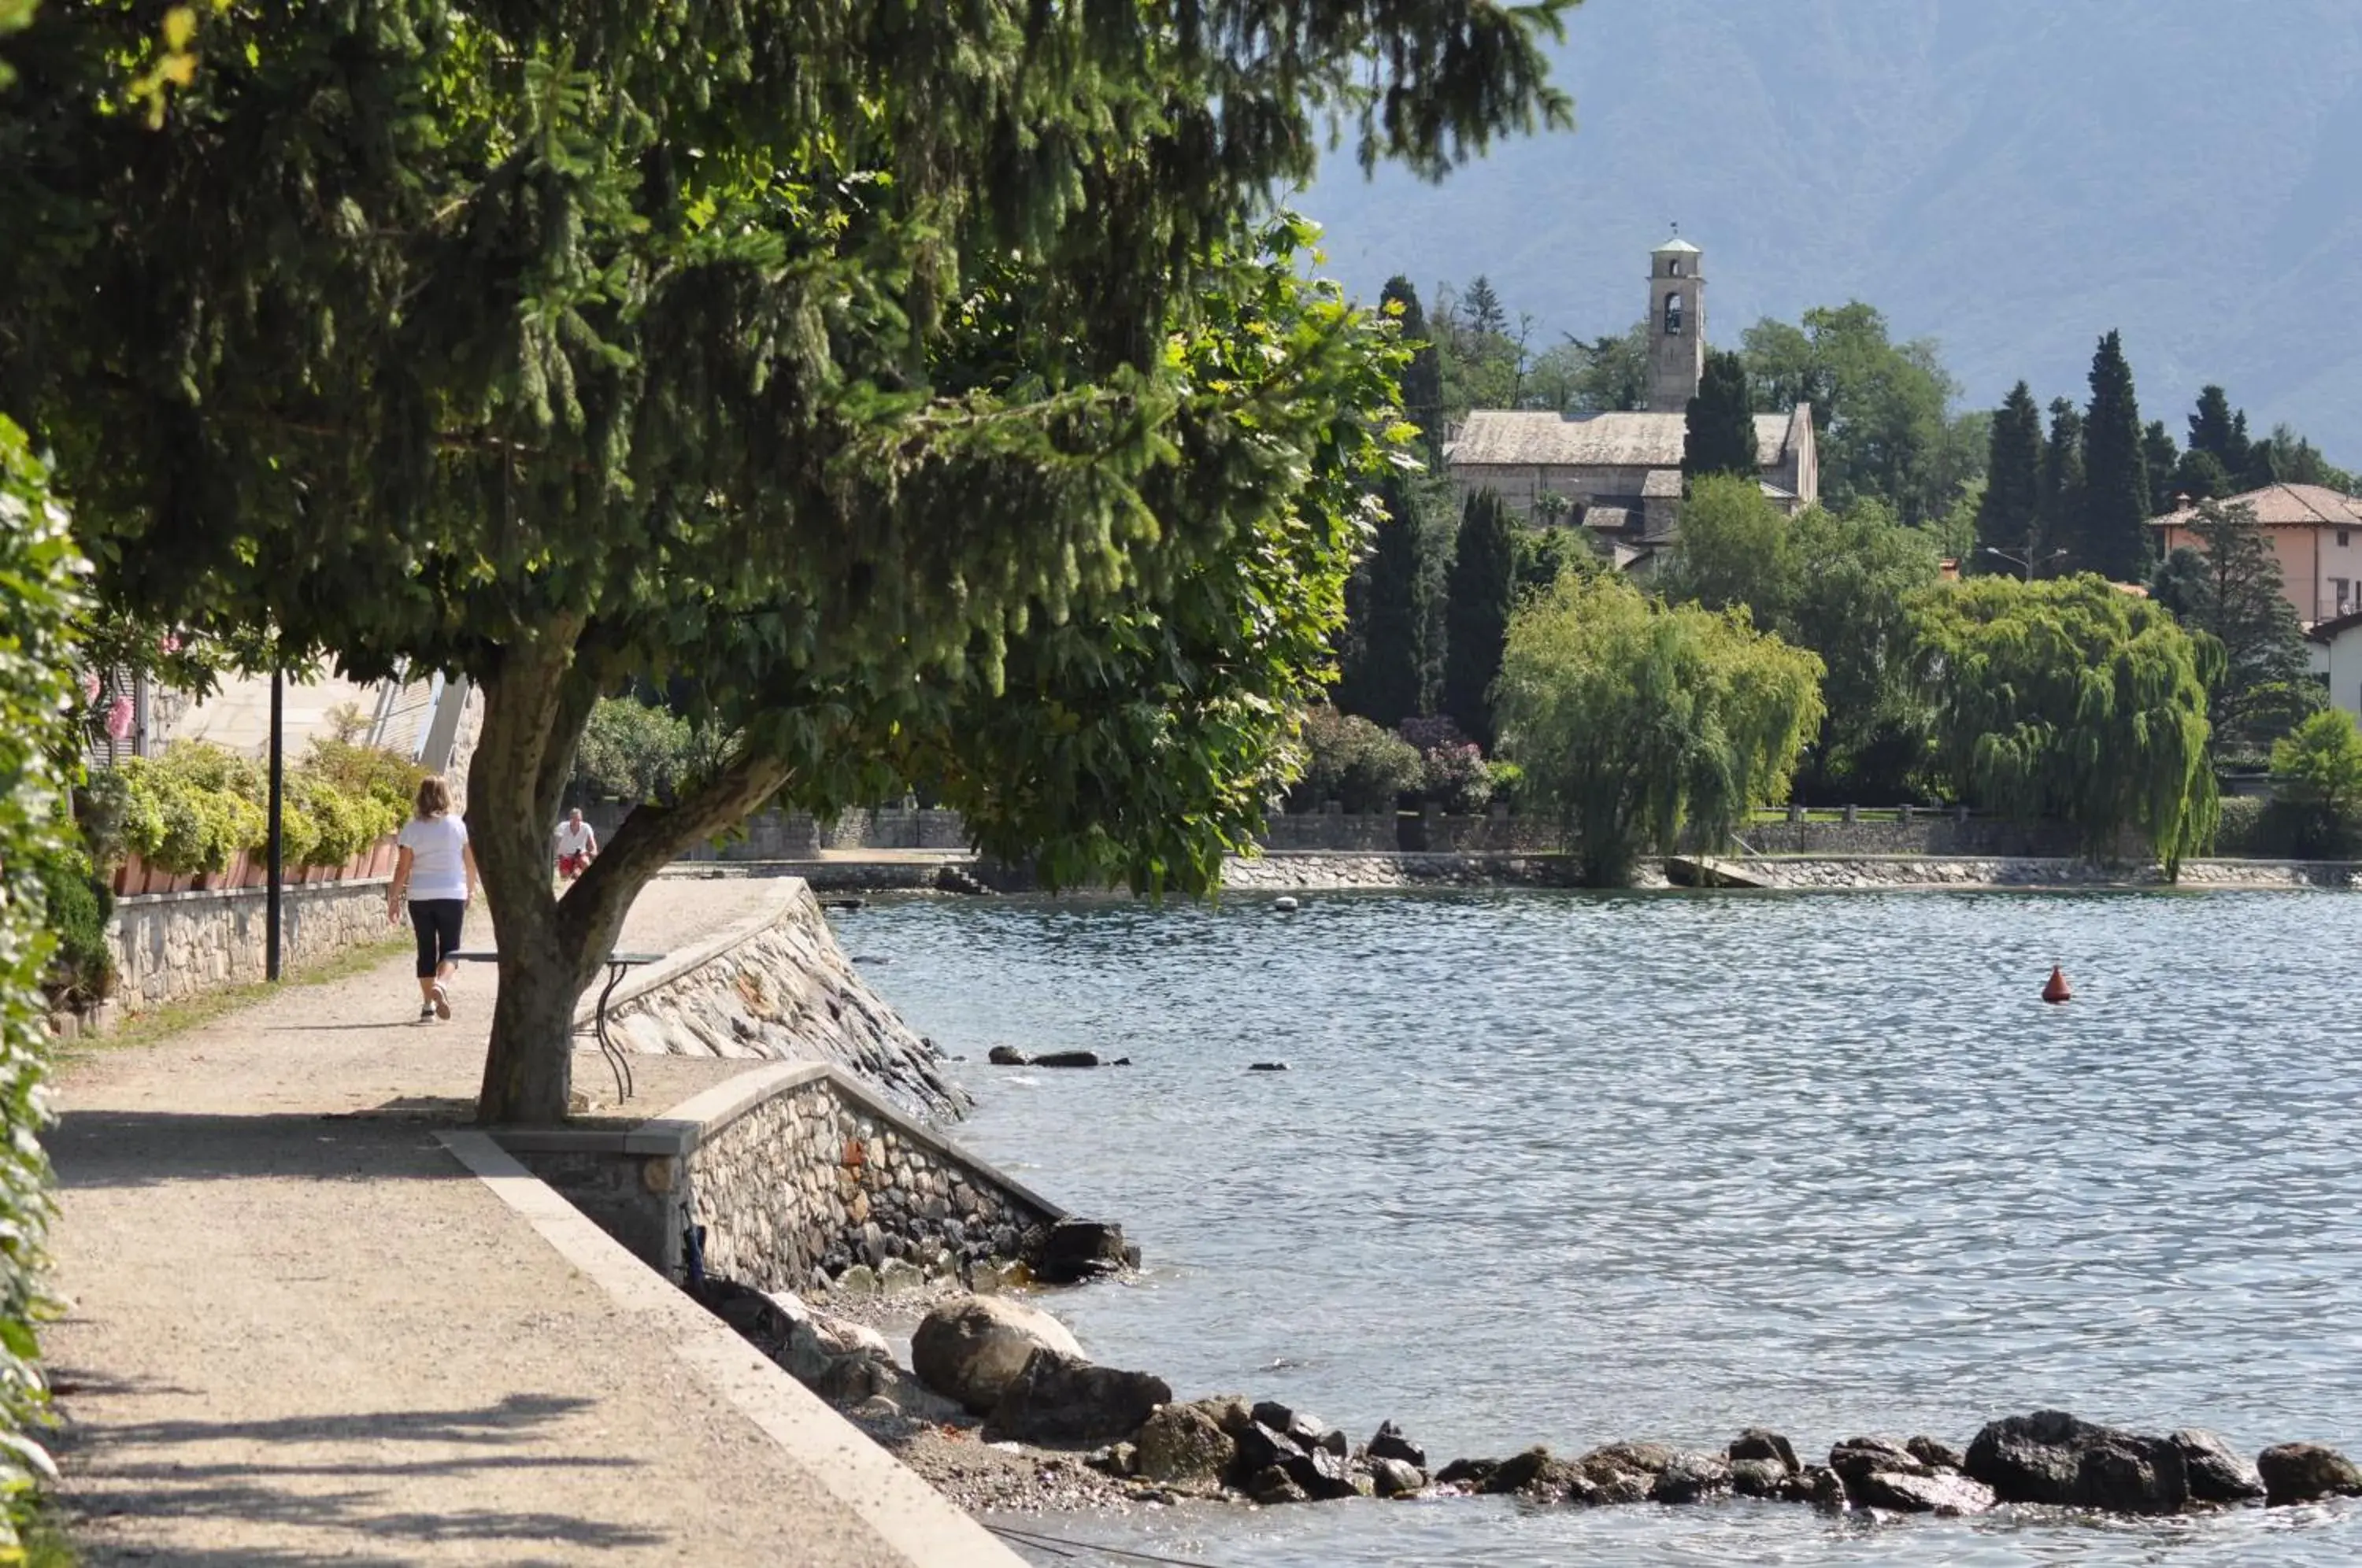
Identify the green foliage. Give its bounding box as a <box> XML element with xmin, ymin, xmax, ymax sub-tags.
<box><xmin>2075</xmin><ymin>331</ymin><xmax>2151</xmax><ymax>582</ymax></box>
<box><xmin>1740</xmin><ymin>303</ymin><xmax>1969</xmax><ymax>526</ymax></box>
<box><xmin>2038</xmin><ymin>398</ymin><xmax>2087</xmax><ymax>571</ymax></box>
<box><xmin>112</xmin><ymin>741</ymin><xmax>405</xmax><ymax>873</ymax></box>
<box><xmin>1335</xmin><ymin>470</ymin><xmax>1438</xmax><ymax>730</ymax></box>
<box><xmin>1662</xmin><ymin>475</ymin><xmax>1797</xmax><ymax>623</ymax></box>
<box><xmin>1523</xmin><ymin>323</ymin><xmax>1649</xmax><ymax>416</ymax></box>
<box><xmin>1495</xmin><ymin>572</ymin><xmax>1825</xmax><ymax>885</ymax></box>
<box><xmin>571</xmin><ymin>697</ymin><xmax>700</xmax><ymax>807</ymax></box>
<box><xmin>1380</xmin><ymin>277</ymin><xmax>1445</xmax><ymax>461</ymax></box>
<box><xmin>1682</xmin><ymin>349</ymin><xmax>1756</xmax><ymax>481</ymax></box>
<box><xmin>5</xmin><ymin>1</ymin><xmax>1573</xmax><ymax>1121</ymax></box>
<box><xmin>2142</xmin><ymin>419</ymin><xmax>2182</xmax><ymax>516</ymax></box>
<box><xmin>1442</xmin><ymin>487</ymin><xmax>1520</xmax><ymax>747</ymax></box>
<box><xmin>1286</xmin><ymin>708</ymin><xmax>1423</xmax><ymax>814</ymax></box>
<box><xmin>1973</xmin><ymin>382</ymin><xmax>2045</xmax><ymax>574</ymax></box>
<box><xmin>1910</xmin><ymin>575</ymin><xmax>2218</xmax><ymax>875</ymax></box>
<box><xmin>35</xmin><ymin>841</ymin><xmax>112</xmax><ymax>1008</ymax></box>
<box><xmin>2155</xmin><ymin>500</ymin><xmax>2319</xmax><ymax>765</ymax></box>
<box><xmin>2270</xmin><ymin>709</ymin><xmax>2362</xmax><ymax>858</ymax></box>
<box><xmin>0</xmin><ymin>415</ymin><xmax>87</xmax><ymax>1542</ymax></box>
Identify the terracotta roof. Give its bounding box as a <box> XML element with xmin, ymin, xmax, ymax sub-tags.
<box><xmin>2152</xmin><ymin>483</ymin><xmax>2362</xmax><ymax>529</ymax></box>
<box><xmin>1447</xmin><ymin>410</ymin><xmax>1797</xmax><ymax>470</ymax></box>
<box><xmin>1642</xmin><ymin>468</ymin><xmax>1684</xmax><ymax>499</ymax></box>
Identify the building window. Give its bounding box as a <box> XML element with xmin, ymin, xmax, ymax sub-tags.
<box><xmin>1664</xmin><ymin>293</ymin><xmax>1684</xmax><ymax>335</ymax></box>
<box><xmin>2337</xmin><ymin>579</ymin><xmax>2352</xmax><ymax>614</ymax></box>
<box><xmin>1668</xmin><ymin>257</ymin><xmax>1683</xmax><ymax>277</ymax></box>
<box><xmin>2342</xmin><ymin>530</ymin><xmax>2352</xmax><ymax>547</ymax></box>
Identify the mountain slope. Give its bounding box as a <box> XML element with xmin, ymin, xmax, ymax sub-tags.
<box><xmin>1299</xmin><ymin>0</ymin><xmax>2362</xmax><ymax>459</ymax></box>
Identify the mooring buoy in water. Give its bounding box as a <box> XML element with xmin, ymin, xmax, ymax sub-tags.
<box><xmin>2042</xmin><ymin>964</ymin><xmax>2073</xmax><ymax>1004</ymax></box>
<box><xmin>1274</xmin><ymin>896</ymin><xmax>1300</xmax><ymax>913</ymax></box>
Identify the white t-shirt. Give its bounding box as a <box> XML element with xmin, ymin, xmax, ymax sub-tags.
<box><xmin>397</xmin><ymin>813</ymin><xmax>471</xmax><ymax>902</ymax></box>
<box><xmin>554</xmin><ymin>820</ymin><xmax>597</xmax><ymax>857</ymax></box>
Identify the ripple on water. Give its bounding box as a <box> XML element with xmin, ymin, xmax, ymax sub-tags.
<box><xmin>842</xmin><ymin>888</ymin><xmax>2362</xmax><ymax>1567</ymax></box>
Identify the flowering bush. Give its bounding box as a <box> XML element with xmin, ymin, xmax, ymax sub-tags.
<box><xmin>1420</xmin><ymin>741</ymin><xmax>1494</xmax><ymax>814</ymax></box>
<box><xmin>1287</xmin><ymin>708</ymin><xmax>1423</xmax><ymax>813</ymax></box>
<box><xmin>107</xmin><ymin>741</ymin><xmax>406</xmax><ymax>874</ymax></box>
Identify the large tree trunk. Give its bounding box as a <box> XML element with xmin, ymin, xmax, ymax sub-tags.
<box><xmin>467</xmin><ymin>634</ymin><xmax>795</xmax><ymax>1126</ymax></box>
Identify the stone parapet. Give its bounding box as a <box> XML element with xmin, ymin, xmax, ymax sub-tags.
<box><xmin>583</xmin><ymin>878</ymin><xmax>967</xmax><ymax>1119</ymax></box>
<box><xmin>109</xmin><ymin>878</ymin><xmax>396</xmax><ymax>1013</ymax></box>
<box><xmin>503</xmin><ymin>1061</ymin><xmax>1062</xmax><ymax>1296</ymax></box>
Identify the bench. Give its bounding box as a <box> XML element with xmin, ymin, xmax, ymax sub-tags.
<box><xmin>445</xmin><ymin>949</ymin><xmax>666</xmax><ymax>1104</ymax></box>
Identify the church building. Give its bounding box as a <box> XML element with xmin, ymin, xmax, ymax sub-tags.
<box><xmin>1444</xmin><ymin>235</ymin><xmax>1818</xmax><ymax>567</ymax></box>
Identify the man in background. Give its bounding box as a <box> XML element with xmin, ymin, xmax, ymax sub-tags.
<box><xmin>554</xmin><ymin>808</ymin><xmax>598</xmax><ymax>880</ymax></box>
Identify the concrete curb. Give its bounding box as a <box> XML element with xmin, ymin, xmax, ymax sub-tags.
<box><xmin>436</xmin><ymin>1128</ymin><xmax>1027</xmax><ymax>1568</ymax></box>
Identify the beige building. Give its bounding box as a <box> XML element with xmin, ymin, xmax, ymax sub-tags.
<box><xmin>2153</xmin><ymin>483</ymin><xmax>2362</xmax><ymax>627</ymax></box>
<box><xmin>1445</xmin><ymin>234</ymin><xmax>1819</xmax><ymax>564</ymax></box>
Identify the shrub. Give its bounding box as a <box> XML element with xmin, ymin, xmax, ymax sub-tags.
<box><xmin>1287</xmin><ymin>708</ymin><xmax>1423</xmax><ymax>814</ymax></box>
<box><xmin>109</xmin><ymin>739</ymin><xmax>405</xmax><ymax>873</ymax></box>
<box><xmin>1419</xmin><ymin>741</ymin><xmax>1494</xmax><ymax>814</ymax></box>
<box><xmin>35</xmin><ymin>844</ymin><xmax>113</xmax><ymax>1008</ymax></box>
<box><xmin>2268</xmin><ymin>708</ymin><xmax>2362</xmax><ymax>858</ymax></box>
<box><xmin>572</xmin><ymin>697</ymin><xmax>698</xmax><ymax>805</ymax></box>
<box><xmin>0</xmin><ymin>414</ymin><xmax>88</xmax><ymax>1539</ymax></box>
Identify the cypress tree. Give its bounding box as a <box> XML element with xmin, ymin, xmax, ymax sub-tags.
<box><xmin>2038</xmin><ymin>399</ymin><xmax>2086</xmax><ymax>578</ymax></box>
<box><xmin>1382</xmin><ymin>276</ymin><xmax>1446</xmax><ymax>463</ymax></box>
<box><xmin>2079</xmin><ymin>331</ymin><xmax>2151</xmax><ymax>581</ymax></box>
<box><xmin>1443</xmin><ymin>488</ymin><xmax>1520</xmax><ymax>748</ymax></box>
<box><xmin>2142</xmin><ymin>420</ymin><xmax>2182</xmax><ymax>516</ymax></box>
<box><xmin>2182</xmin><ymin>387</ymin><xmax>2239</xmax><ymax>463</ymax></box>
<box><xmin>1683</xmin><ymin>349</ymin><xmax>1757</xmax><ymax>481</ymax></box>
<box><xmin>1335</xmin><ymin>472</ymin><xmax>1431</xmax><ymax>728</ymax></box>
<box><xmin>1973</xmin><ymin>382</ymin><xmax>2044</xmax><ymax>573</ymax></box>
<box><xmin>2171</xmin><ymin>448</ymin><xmax>2232</xmax><ymax>505</ymax></box>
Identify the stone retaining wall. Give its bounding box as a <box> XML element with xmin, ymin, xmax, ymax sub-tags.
<box><xmin>585</xmin><ymin>804</ymin><xmax>969</xmax><ymax>860</ymax></box>
<box><xmin>504</xmin><ymin>1062</ymin><xmax>1061</xmax><ymax>1296</ymax></box>
<box><xmin>587</xmin><ymin>878</ymin><xmax>968</xmax><ymax>1119</ymax></box>
<box><xmin>111</xmin><ymin>878</ymin><xmax>396</xmax><ymax>1013</ymax></box>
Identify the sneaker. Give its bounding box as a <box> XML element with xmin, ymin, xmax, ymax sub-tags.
<box><xmin>431</xmin><ymin>982</ymin><xmax>451</xmax><ymax>1021</ymax></box>
<box><xmin>418</xmin><ymin>1002</ymin><xmax>435</xmax><ymax>1023</ymax></box>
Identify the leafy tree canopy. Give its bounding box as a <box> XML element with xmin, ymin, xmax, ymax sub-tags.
<box><xmin>1910</xmin><ymin>575</ymin><xmax>2218</xmax><ymax>874</ymax></box>
<box><xmin>1739</xmin><ymin>302</ymin><xmax>1970</xmax><ymax>527</ymax></box>
<box><xmin>1</xmin><ymin>0</ymin><xmax>1573</xmax><ymax>1122</ymax></box>
<box><xmin>2149</xmin><ymin>500</ymin><xmax>2319</xmax><ymax>765</ymax></box>
<box><xmin>1494</xmin><ymin>571</ymin><xmax>1823</xmax><ymax>886</ymax></box>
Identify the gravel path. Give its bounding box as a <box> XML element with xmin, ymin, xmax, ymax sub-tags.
<box><xmin>45</xmin><ymin>876</ymin><xmax>933</xmax><ymax>1566</ymax></box>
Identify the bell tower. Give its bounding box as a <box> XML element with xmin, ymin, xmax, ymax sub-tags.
<box><xmin>1646</xmin><ymin>231</ymin><xmax>1705</xmax><ymax>413</ymax></box>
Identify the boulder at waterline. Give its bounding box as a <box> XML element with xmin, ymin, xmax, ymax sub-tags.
<box><xmin>1372</xmin><ymin>1457</ymin><xmax>1427</xmax><ymax>1498</ymax></box>
<box><xmin>1024</xmin><ymin>1218</ymin><xmax>1131</xmax><ymax>1284</ymax></box>
<box><xmin>1964</xmin><ymin>1410</ymin><xmax>2187</xmax><ymax>1514</ymax></box>
<box><xmin>1476</xmin><ymin>1446</ymin><xmax>1579</xmax><ymax>1498</ymax></box>
<box><xmin>1649</xmin><ymin>1452</ymin><xmax>1734</xmax><ymax>1504</ymax></box>
<box><xmin>1432</xmin><ymin>1456</ymin><xmax>1498</xmax><ymax>1490</ymax></box>
<box><xmin>1134</xmin><ymin>1403</ymin><xmax>1237</xmax><ymax>1488</ymax></box>
<box><xmin>1829</xmin><ymin>1436</ymin><xmax>1927</xmax><ymax>1484</ymax></box>
<box><xmin>1907</xmin><ymin>1436</ymin><xmax>1967</xmax><ymax>1471</ymax></box>
<box><xmin>983</xmin><ymin>1349</ymin><xmax>1172</xmax><ymax>1445</ymax></box>
<box><xmin>1850</xmin><ymin>1468</ymin><xmax>1996</xmax><ymax>1515</ymax></box>
<box><xmin>1368</xmin><ymin>1420</ymin><xmax>1427</xmax><ymax>1469</ymax></box>
<box><xmin>987</xmin><ymin>1045</ymin><xmax>1031</xmax><ymax>1066</ymax></box>
<box><xmin>2256</xmin><ymin>1442</ymin><xmax>2362</xmax><ymax>1506</ymax></box>
<box><xmin>1249</xmin><ymin>1464</ymin><xmax>1309</xmax><ymax>1505</ymax></box>
<box><xmin>1787</xmin><ymin>1465</ymin><xmax>1848</xmax><ymax>1510</ymax></box>
<box><xmin>910</xmin><ymin>1294</ymin><xmax>1085</xmax><ymax>1415</ymax></box>
<box><xmin>1233</xmin><ymin>1420</ymin><xmax>1306</xmax><ymax>1479</ymax></box>
<box><xmin>1282</xmin><ymin>1444</ymin><xmax>1362</xmax><ymax>1501</ymax></box>
<box><xmin>1031</xmin><ymin>1050</ymin><xmax>1102</xmax><ymax>1068</ymax></box>
<box><xmin>1728</xmin><ymin>1427</ymin><xmax>1800</xmax><ymax>1474</ymax></box>
<box><xmin>2170</xmin><ymin>1429</ymin><xmax>2266</xmax><ymax>1504</ymax></box>
<box><xmin>1731</xmin><ymin>1459</ymin><xmax>1789</xmax><ymax>1497</ymax></box>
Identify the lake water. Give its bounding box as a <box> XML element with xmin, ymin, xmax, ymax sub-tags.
<box><xmin>839</xmin><ymin>888</ymin><xmax>2362</xmax><ymax>1566</ymax></box>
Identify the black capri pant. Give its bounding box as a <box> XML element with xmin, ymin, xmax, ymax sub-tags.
<box><xmin>409</xmin><ymin>899</ymin><xmax>466</xmax><ymax>978</ymax></box>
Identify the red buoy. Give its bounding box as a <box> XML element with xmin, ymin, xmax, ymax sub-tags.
<box><xmin>2042</xmin><ymin>964</ymin><xmax>2072</xmax><ymax>1004</ymax></box>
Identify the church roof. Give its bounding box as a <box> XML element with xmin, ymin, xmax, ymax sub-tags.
<box><xmin>1446</xmin><ymin>410</ymin><xmax>1797</xmax><ymax>471</ymax></box>
<box><xmin>1654</xmin><ymin>235</ymin><xmax>1701</xmax><ymax>254</ymax></box>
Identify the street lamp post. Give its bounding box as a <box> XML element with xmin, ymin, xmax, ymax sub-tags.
<box><xmin>1982</xmin><ymin>545</ymin><xmax>2069</xmax><ymax>582</ymax></box>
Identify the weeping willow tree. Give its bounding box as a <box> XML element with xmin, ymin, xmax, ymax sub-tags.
<box><xmin>1494</xmin><ymin>574</ymin><xmax>1825</xmax><ymax>885</ymax></box>
<box><xmin>1911</xmin><ymin>575</ymin><xmax>2219</xmax><ymax>875</ymax></box>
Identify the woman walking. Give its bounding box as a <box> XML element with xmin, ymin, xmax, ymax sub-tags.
<box><xmin>387</xmin><ymin>775</ymin><xmax>477</xmax><ymax>1022</ymax></box>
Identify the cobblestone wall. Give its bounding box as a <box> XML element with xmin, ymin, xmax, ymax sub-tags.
<box><xmin>594</xmin><ymin>879</ymin><xmax>966</xmax><ymax>1119</ymax></box>
<box><xmin>505</xmin><ymin>1063</ymin><xmax>1060</xmax><ymax>1296</ymax></box>
<box><xmin>111</xmin><ymin>879</ymin><xmax>396</xmax><ymax>1011</ymax></box>
<box><xmin>687</xmin><ymin>1073</ymin><xmax>1054</xmax><ymax>1295</ymax></box>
